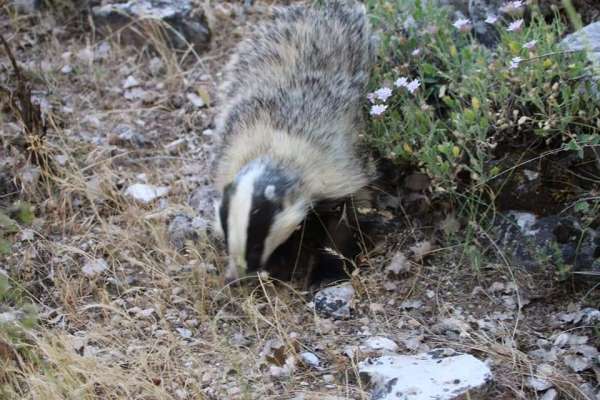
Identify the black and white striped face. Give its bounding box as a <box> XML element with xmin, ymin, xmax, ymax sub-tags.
<box><xmin>215</xmin><ymin>160</ymin><xmax>307</xmax><ymax>283</ymax></box>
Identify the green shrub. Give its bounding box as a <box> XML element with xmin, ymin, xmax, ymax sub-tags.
<box><xmin>365</xmin><ymin>0</ymin><xmax>600</xmax><ymax>220</ymax></box>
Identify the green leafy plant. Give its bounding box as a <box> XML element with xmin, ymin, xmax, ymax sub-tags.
<box><xmin>365</xmin><ymin>0</ymin><xmax>599</xmax><ymax>222</ymax></box>
<box><xmin>0</xmin><ymin>202</ymin><xmax>34</xmax><ymax>256</ymax></box>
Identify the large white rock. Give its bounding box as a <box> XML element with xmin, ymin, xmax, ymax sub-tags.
<box><xmin>359</xmin><ymin>349</ymin><xmax>493</xmax><ymax>400</ymax></box>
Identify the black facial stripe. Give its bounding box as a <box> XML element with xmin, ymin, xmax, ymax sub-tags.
<box><xmin>245</xmin><ymin>193</ymin><xmax>281</xmax><ymax>271</ymax></box>
<box><xmin>220</xmin><ymin>183</ymin><xmax>234</xmax><ymax>244</ymax></box>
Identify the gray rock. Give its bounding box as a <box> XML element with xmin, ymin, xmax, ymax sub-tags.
<box><xmin>92</xmin><ymin>0</ymin><xmax>210</xmax><ymax>51</ymax></box>
<box><xmin>561</xmin><ymin>22</ymin><xmax>600</xmax><ymax>66</ymax></box>
<box><xmin>527</xmin><ymin>376</ymin><xmax>553</xmax><ymax>392</ymax></box>
<box><xmin>556</xmin><ymin>307</ymin><xmax>600</xmax><ymax>326</ymax></box>
<box><xmin>492</xmin><ymin>212</ymin><xmax>600</xmax><ymax>274</ymax></box>
<box><xmin>313</xmin><ymin>283</ymin><xmax>354</xmax><ymax>319</ymax></box>
<box><xmin>168</xmin><ymin>214</ymin><xmax>199</xmax><ymax>251</ymax></box>
<box><xmin>359</xmin><ymin>348</ymin><xmax>493</xmax><ymax>400</ymax></box>
<box><xmin>560</xmin><ymin>22</ymin><xmax>600</xmax><ymax>101</ymax></box>
<box><xmin>564</xmin><ymin>354</ymin><xmax>591</xmax><ymax>373</ymax></box>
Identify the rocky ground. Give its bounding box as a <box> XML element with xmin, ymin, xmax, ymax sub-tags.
<box><xmin>1</xmin><ymin>1</ymin><xmax>600</xmax><ymax>399</ymax></box>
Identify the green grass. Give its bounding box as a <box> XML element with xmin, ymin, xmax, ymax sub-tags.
<box><xmin>365</xmin><ymin>0</ymin><xmax>600</xmax><ymax>225</ymax></box>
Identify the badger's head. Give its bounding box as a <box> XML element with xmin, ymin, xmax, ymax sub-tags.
<box><xmin>214</xmin><ymin>158</ymin><xmax>308</xmax><ymax>284</ymax></box>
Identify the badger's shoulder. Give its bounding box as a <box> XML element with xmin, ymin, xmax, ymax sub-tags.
<box><xmin>215</xmin><ymin>0</ymin><xmax>374</xmax><ymax>123</ymax></box>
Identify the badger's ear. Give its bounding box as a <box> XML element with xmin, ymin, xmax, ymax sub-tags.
<box><xmin>212</xmin><ymin>198</ymin><xmax>224</xmax><ymax>238</ymax></box>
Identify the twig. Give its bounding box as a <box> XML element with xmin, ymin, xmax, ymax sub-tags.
<box><xmin>521</xmin><ymin>49</ymin><xmax>585</xmax><ymax>63</ymax></box>
<box><xmin>0</xmin><ymin>31</ymin><xmax>51</xmax><ymax>174</ymax></box>
<box><xmin>0</xmin><ymin>32</ymin><xmax>22</xmax><ymax>82</ymax></box>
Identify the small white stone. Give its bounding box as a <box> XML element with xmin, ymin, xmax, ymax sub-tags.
<box><xmin>18</xmin><ymin>229</ymin><xmax>35</xmax><ymax>241</ymax></box>
<box><xmin>369</xmin><ymin>303</ymin><xmax>385</xmax><ymax>313</ymax></box>
<box><xmin>95</xmin><ymin>42</ymin><xmax>111</xmax><ymax>59</ymax></box>
<box><xmin>269</xmin><ymin>356</ymin><xmax>296</xmax><ymax>378</ymax></box>
<box><xmin>136</xmin><ymin>308</ymin><xmax>155</xmax><ymax>318</ymax></box>
<box><xmin>541</xmin><ymin>389</ymin><xmax>558</xmax><ymax>400</ymax></box>
<box><xmin>124</xmin><ymin>183</ymin><xmax>169</xmax><ymax>204</ymax></box>
<box><xmin>148</xmin><ymin>57</ymin><xmax>164</xmax><ymax>75</ymax></box>
<box><xmin>0</xmin><ymin>311</ymin><xmax>18</xmax><ymax>324</ymax></box>
<box><xmin>122</xmin><ymin>75</ymin><xmax>140</xmax><ymax>89</ymax></box>
<box><xmin>508</xmin><ymin>211</ymin><xmax>538</xmax><ymax>235</ymax></box>
<box><xmin>165</xmin><ymin>138</ymin><xmax>186</xmax><ymax>153</ymax></box>
<box><xmin>174</xmin><ymin>388</ymin><xmax>188</xmax><ymax>399</ymax></box>
<box><xmin>77</xmin><ymin>47</ymin><xmax>94</xmax><ymax>63</ymax></box>
<box><xmin>176</xmin><ymin>327</ymin><xmax>192</xmax><ymax>338</ymax></box>
<box><xmin>564</xmin><ymin>355</ymin><xmax>591</xmax><ymax>372</ymax></box>
<box><xmin>553</xmin><ymin>333</ymin><xmax>588</xmax><ymax>347</ymax></box>
<box><xmin>343</xmin><ymin>345</ymin><xmax>358</xmax><ymax>359</ymax></box>
<box><xmin>528</xmin><ymin>348</ymin><xmax>558</xmax><ymax>363</ymax></box>
<box><xmin>363</xmin><ymin>336</ymin><xmax>399</xmax><ymax>352</ymax></box>
<box><xmin>186</xmin><ymin>92</ymin><xmax>205</xmax><ymax>108</ymax></box>
<box><xmin>300</xmin><ymin>352</ymin><xmax>320</xmax><ymax>368</ymax></box>
<box><xmin>527</xmin><ymin>377</ymin><xmax>553</xmax><ymax>391</ymax></box>
<box><xmin>386</xmin><ymin>251</ymin><xmax>410</xmax><ymax>274</ymax></box>
<box><xmin>523</xmin><ymin>169</ymin><xmax>539</xmax><ymax>181</ymax></box>
<box><xmin>61</xmin><ymin>64</ymin><xmax>73</xmax><ymax>74</ymax></box>
<box><xmin>81</xmin><ymin>258</ymin><xmax>108</xmax><ymax>277</ymax></box>
<box><xmin>399</xmin><ymin>299</ymin><xmax>422</xmax><ymax>310</ymax></box>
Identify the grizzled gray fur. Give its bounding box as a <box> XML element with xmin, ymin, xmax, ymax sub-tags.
<box><xmin>212</xmin><ymin>0</ymin><xmax>375</xmax><ymax>282</ymax></box>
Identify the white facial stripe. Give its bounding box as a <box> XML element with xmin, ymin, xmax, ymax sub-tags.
<box><xmin>227</xmin><ymin>164</ymin><xmax>264</xmax><ymax>266</ymax></box>
<box><xmin>261</xmin><ymin>200</ymin><xmax>307</xmax><ymax>265</ymax></box>
<box><xmin>213</xmin><ymin>199</ymin><xmax>224</xmax><ymax>238</ymax></box>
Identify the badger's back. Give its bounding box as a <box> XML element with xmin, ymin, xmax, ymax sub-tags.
<box><xmin>215</xmin><ymin>0</ymin><xmax>374</xmax><ymax>201</ymax></box>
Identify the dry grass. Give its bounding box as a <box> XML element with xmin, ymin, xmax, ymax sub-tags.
<box><xmin>1</xmin><ymin>1</ymin><xmax>599</xmax><ymax>399</ymax></box>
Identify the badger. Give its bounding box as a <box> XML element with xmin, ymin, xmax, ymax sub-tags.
<box><xmin>213</xmin><ymin>0</ymin><xmax>375</xmax><ymax>284</ymax></box>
